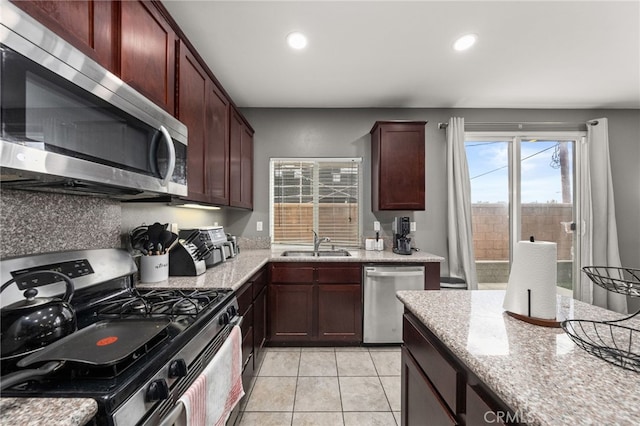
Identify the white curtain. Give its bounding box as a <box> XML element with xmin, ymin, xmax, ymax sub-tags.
<box><xmin>446</xmin><ymin>117</ymin><xmax>478</xmax><ymax>290</ymax></box>
<box><xmin>579</xmin><ymin>118</ymin><xmax>627</xmax><ymax>313</ymax></box>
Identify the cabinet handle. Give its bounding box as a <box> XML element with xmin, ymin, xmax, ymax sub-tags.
<box><xmin>366</xmin><ymin>271</ymin><xmax>424</xmax><ymax>278</ymax></box>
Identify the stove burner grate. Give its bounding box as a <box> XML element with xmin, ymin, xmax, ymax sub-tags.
<box><xmin>95</xmin><ymin>288</ymin><xmax>229</xmax><ymax>319</ymax></box>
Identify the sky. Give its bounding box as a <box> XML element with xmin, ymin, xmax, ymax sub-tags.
<box><xmin>466</xmin><ymin>140</ymin><xmax>574</xmax><ymax>204</ymax></box>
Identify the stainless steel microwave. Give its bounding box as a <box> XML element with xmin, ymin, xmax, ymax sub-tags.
<box><xmin>0</xmin><ymin>1</ymin><xmax>188</xmax><ymax>198</ymax></box>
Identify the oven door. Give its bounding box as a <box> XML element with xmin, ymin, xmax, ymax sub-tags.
<box><xmin>139</xmin><ymin>315</ymin><xmax>243</xmax><ymax>426</ymax></box>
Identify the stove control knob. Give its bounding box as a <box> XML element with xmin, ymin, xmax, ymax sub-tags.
<box><xmin>227</xmin><ymin>306</ymin><xmax>237</xmax><ymax>317</ymax></box>
<box><xmin>168</xmin><ymin>359</ymin><xmax>187</xmax><ymax>378</ymax></box>
<box><xmin>219</xmin><ymin>312</ymin><xmax>230</xmax><ymax>326</ymax></box>
<box><xmin>146</xmin><ymin>379</ymin><xmax>170</xmax><ymax>402</ymax></box>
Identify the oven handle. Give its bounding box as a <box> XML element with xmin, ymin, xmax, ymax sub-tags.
<box><xmin>157</xmin><ymin>315</ymin><xmax>243</xmax><ymax>426</ymax></box>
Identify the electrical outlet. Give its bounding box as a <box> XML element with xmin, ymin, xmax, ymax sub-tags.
<box><xmin>256</xmin><ymin>221</ymin><xmax>263</xmax><ymax>231</ymax></box>
<box><xmin>410</xmin><ymin>221</ymin><xmax>417</xmax><ymax>232</ymax></box>
<box><xmin>373</xmin><ymin>221</ymin><xmax>381</xmax><ymax>231</ymax></box>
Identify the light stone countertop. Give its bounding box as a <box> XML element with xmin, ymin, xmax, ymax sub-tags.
<box><xmin>0</xmin><ymin>397</ymin><xmax>97</xmax><ymax>426</ymax></box>
<box><xmin>137</xmin><ymin>247</ymin><xmax>444</xmax><ymax>291</ymax></box>
<box><xmin>397</xmin><ymin>290</ymin><xmax>640</xmax><ymax>426</ymax></box>
<box><xmin>1</xmin><ymin>247</ymin><xmax>444</xmax><ymax>424</ymax></box>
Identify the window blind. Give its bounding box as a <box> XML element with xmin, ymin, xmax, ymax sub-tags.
<box><xmin>271</xmin><ymin>159</ymin><xmax>361</xmax><ymax>247</ymax></box>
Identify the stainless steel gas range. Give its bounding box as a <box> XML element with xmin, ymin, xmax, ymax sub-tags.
<box><xmin>0</xmin><ymin>249</ymin><xmax>240</xmax><ymax>425</ymax></box>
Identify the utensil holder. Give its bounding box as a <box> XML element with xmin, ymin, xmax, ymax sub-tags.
<box><xmin>139</xmin><ymin>254</ymin><xmax>169</xmax><ymax>283</ymax></box>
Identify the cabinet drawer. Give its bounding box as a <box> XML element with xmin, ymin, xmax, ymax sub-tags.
<box><xmin>317</xmin><ymin>265</ymin><xmax>361</xmax><ymax>283</ymax></box>
<box><xmin>237</xmin><ymin>281</ymin><xmax>253</xmax><ymax>315</ymax></box>
<box><xmin>402</xmin><ymin>347</ymin><xmax>456</xmax><ymax>426</ymax></box>
<box><xmin>252</xmin><ymin>268</ymin><xmax>267</xmax><ymax>299</ymax></box>
<box><xmin>271</xmin><ymin>264</ymin><xmax>314</xmax><ymax>283</ymax></box>
<box><xmin>403</xmin><ymin>314</ymin><xmax>460</xmax><ymax>414</ymax></box>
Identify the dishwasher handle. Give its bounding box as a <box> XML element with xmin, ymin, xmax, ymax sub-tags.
<box><xmin>365</xmin><ymin>269</ymin><xmax>425</xmax><ymax>278</ymax></box>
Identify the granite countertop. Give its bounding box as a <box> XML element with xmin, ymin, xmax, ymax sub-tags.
<box><xmin>0</xmin><ymin>397</ymin><xmax>97</xmax><ymax>426</ymax></box>
<box><xmin>137</xmin><ymin>247</ymin><xmax>444</xmax><ymax>291</ymax></box>
<box><xmin>397</xmin><ymin>290</ymin><xmax>640</xmax><ymax>426</ymax></box>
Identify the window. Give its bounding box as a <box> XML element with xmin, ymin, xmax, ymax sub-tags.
<box><xmin>270</xmin><ymin>158</ymin><xmax>362</xmax><ymax>247</ymax></box>
<box><xmin>465</xmin><ymin>132</ymin><xmax>583</xmax><ymax>296</ymax></box>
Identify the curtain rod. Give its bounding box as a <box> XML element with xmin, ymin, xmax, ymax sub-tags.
<box><xmin>437</xmin><ymin>120</ymin><xmax>598</xmax><ymax>129</ymax></box>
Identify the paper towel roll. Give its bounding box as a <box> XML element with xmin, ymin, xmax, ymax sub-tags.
<box><xmin>503</xmin><ymin>240</ymin><xmax>557</xmax><ymax>320</ymax></box>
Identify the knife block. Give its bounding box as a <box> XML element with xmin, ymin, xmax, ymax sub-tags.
<box><xmin>168</xmin><ymin>242</ymin><xmax>206</xmax><ymax>276</ymax></box>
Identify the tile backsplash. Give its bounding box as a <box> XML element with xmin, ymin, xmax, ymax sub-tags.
<box><xmin>0</xmin><ymin>190</ymin><xmax>121</xmax><ymax>258</ymax></box>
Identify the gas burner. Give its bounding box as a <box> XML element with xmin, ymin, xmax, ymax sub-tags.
<box><xmin>97</xmin><ymin>296</ymin><xmax>150</xmax><ymax>317</ymax></box>
<box><xmin>171</xmin><ymin>298</ymin><xmax>199</xmax><ymax>315</ymax></box>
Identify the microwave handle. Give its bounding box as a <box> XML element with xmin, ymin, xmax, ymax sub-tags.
<box><xmin>157</xmin><ymin>125</ymin><xmax>176</xmax><ymax>187</ymax></box>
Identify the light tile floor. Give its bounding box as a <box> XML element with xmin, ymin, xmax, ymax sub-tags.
<box><xmin>238</xmin><ymin>346</ymin><xmax>401</xmax><ymax>426</ymax></box>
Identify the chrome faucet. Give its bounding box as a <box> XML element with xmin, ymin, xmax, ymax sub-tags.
<box><xmin>312</xmin><ymin>230</ymin><xmax>331</xmax><ymax>252</ymax></box>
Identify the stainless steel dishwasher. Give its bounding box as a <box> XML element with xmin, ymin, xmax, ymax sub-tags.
<box><xmin>363</xmin><ymin>264</ymin><xmax>425</xmax><ymax>343</ymax></box>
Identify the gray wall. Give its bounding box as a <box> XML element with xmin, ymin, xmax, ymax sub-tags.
<box><xmin>226</xmin><ymin>108</ymin><xmax>640</xmax><ymax>278</ymax></box>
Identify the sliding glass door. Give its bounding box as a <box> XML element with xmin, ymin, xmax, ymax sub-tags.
<box><xmin>466</xmin><ymin>133</ymin><xmax>582</xmax><ymax>295</ymax></box>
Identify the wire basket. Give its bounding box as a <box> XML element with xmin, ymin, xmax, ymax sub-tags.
<box><xmin>561</xmin><ymin>319</ymin><xmax>640</xmax><ymax>373</ymax></box>
<box><xmin>561</xmin><ymin>265</ymin><xmax>640</xmax><ymax>372</ymax></box>
<box><xmin>582</xmin><ymin>266</ymin><xmax>640</xmax><ymax>297</ymax></box>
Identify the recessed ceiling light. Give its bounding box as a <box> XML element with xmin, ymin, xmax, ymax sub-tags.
<box><xmin>286</xmin><ymin>32</ymin><xmax>308</xmax><ymax>50</ymax></box>
<box><xmin>453</xmin><ymin>34</ymin><xmax>477</xmax><ymax>51</ymax></box>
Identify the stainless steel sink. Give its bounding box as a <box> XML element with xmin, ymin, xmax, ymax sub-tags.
<box><xmin>281</xmin><ymin>250</ymin><xmax>351</xmax><ymax>257</ymax></box>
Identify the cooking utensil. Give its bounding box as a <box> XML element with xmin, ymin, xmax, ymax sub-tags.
<box><xmin>0</xmin><ymin>361</ymin><xmax>66</xmax><ymax>391</ymax></box>
<box><xmin>146</xmin><ymin>222</ymin><xmax>165</xmax><ymax>246</ymax></box>
<box><xmin>0</xmin><ymin>271</ymin><xmax>77</xmax><ymax>359</ymax></box>
<box><xmin>165</xmin><ymin>234</ymin><xmax>180</xmax><ymax>253</ymax></box>
<box><xmin>0</xmin><ymin>318</ymin><xmax>171</xmax><ymax>390</ymax></box>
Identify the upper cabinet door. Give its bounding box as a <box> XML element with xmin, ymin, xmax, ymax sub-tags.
<box><xmin>177</xmin><ymin>41</ymin><xmax>208</xmax><ymax>203</ymax></box>
<box><xmin>230</xmin><ymin>107</ymin><xmax>254</xmax><ymax>210</ymax></box>
<box><xmin>371</xmin><ymin>121</ymin><xmax>426</xmax><ymax>211</ymax></box>
<box><xmin>205</xmin><ymin>81</ymin><xmax>231</xmax><ymax>206</ymax></box>
<box><xmin>10</xmin><ymin>0</ymin><xmax>116</xmax><ymax>70</ymax></box>
<box><xmin>120</xmin><ymin>0</ymin><xmax>175</xmax><ymax>113</ymax></box>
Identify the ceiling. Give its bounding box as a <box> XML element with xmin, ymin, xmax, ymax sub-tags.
<box><xmin>161</xmin><ymin>1</ymin><xmax>640</xmax><ymax>109</ymax></box>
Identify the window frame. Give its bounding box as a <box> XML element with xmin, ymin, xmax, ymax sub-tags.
<box><xmin>269</xmin><ymin>157</ymin><xmax>363</xmax><ymax>248</ymax></box>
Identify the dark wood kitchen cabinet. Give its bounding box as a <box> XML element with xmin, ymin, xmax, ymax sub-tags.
<box><xmin>269</xmin><ymin>263</ymin><xmax>362</xmax><ymax>344</ymax></box>
<box><xmin>10</xmin><ymin>0</ymin><xmax>116</xmax><ymax>71</ymax></box>
<box><xmin>251</xmin><ymin>268</ymin><xmax>268</xmax><ymax>367</ymax></box>
<box><xmin>120</xmin><ymin>0</ymin><xmax>176</xmax><ymax>114</ymax></box>
<box><xmin>402</xmin><ymin>311</ymin><xmax>519</xmax><ymax>425</ymax></box>
<box><xmin>370</xmin><ymin>121</ymin><xmax>426</xmax><ymax>211</ymax></box>
<box><xmin>229</xmin><ymin>107</ymin><xmax>254</xmax><ymax>210</ymax></box>
<box><xmin>176</xmin><ymin>40</ymin><xmax>230</xmax><ymax>205</ymax></box>
<box><xmin>317</xmin><ymin>265</ymin><xmax>362</xmax><ymax>342</ymax></box>
<box><xmin>11</xmin><ymin>1</ymin><xmax>176</xmax><ymax>113</ymax></box>
<box><xmin>236</xmin><ymin>266</ymin><xmax>268</xmax><ymax>392</ymax></box>
<box><xmin>269</xmin><ymin>264</ymin><xmax>314</xmax><ymax>341</ymax></box>
<box><xmin>14</xmin><ymin>0</ymin><xmax>255</xmax><ymax>209</ymax></box>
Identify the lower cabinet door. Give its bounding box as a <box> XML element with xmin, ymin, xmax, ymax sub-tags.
<box><xmin>253</xmin><ymin>286</ymin><xmax>267</xmax><ymax>367</ymax></box>
<box><xmin>401</xmin><ymin>347</ymin><xmax>457</xmax><ymax>426</ymax></box>
<box><xmin>241</xmin><ymin>325</ymin><xmax>254</xmax><ymax>392</ymax></box>
<box><xmin>466</xmin><ymin>384</ymin><xmax>511</xmax><ymax>426</ymax></box>
<box><xmin>317</xmin><ymin>284</ymin><xmax>362</xmax><ymax>342</ymax></box>
<box><xmin>269</xmin><ymin>284</ymin><xmax>313</xmax><ymax>341</ymax></box>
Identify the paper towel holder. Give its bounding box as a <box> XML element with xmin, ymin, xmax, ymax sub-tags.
<box><xmin>505</xmin><ymin>289</ymin><xmax>563</xmax><ymax>328</ymax></box>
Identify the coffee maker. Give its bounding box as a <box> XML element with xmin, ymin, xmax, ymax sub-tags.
<box><xmin>392</xmin><ymin>216</ymin><xmax>412</xmax><ymax>255</ymax></box>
